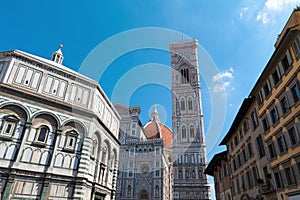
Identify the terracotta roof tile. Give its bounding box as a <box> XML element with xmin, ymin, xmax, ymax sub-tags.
<box><xmin>144</xmin><ymin>121</ymin><xmax>173</xmax><ymax>146</ymax></box>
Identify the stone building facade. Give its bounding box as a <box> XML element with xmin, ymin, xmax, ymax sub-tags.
<box><xmin>0</xmin><ymin>46</ymin><xmax>120</xmax><ymax>200</ymax></box>
<box><xmin>115</xmin><ymin>104</ymin><xmax>172</xmax><ymax>200</ymax></box>
<box><xmin>205</xmin><ymin>151</ymin><xmax>231</xmax><ymax>200</ymax></box>
<box><xmin>170</xmin><ymin>39</ymin><xmax>210</xmax><ymax>199</ymax></box>
<box><xmin>206</xmin><ymin>9</ymin><xmax>300</xmax><ymax>200</ymax></box>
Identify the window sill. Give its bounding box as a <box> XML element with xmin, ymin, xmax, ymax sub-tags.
<box><xmin>63</xmin><ymin>147</ymin><xmax>75</xmax><ymax>153</ymax></box>
<box><xmin>263</xmin><ymin>129</ymin><xmax>270</xmax><ymax>135</ymax></box>
<box><xmin>0</xmin><ymin>134</ymin><xmax>13</xmax><ymax>141</ymax></box>
<box><xmin>273</xmin><ymin>79</ymin><xmax>283</xmax><ymax>89</ymax></box>
<box><xmin>272</xmin><ymin>121</ymin><xmax>280</xmax><ymax>128</ymax></box>
<box><xmin>265</xmin><ymin>93</ymin><xmax>272</xmax><ymax>101</ymax></box>
<box><xmin>32</xmin><ymin>141</ymin><xmax>46</xmax><ymax>147</ymax></box>
<box><xmin>282</xmin><ymin>110</ymin><xmax>291</xmax><ymax>119</ymax></box>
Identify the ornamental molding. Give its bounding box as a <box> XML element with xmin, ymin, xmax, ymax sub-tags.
<box><xmin>27</xmin><ymin>105</ymin><xmax>40</xmax><ymax>114</ymax></box>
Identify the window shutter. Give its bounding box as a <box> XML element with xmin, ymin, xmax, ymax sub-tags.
<box><xmin>292</xmin><ymin>164</ymin><xmax>300</xmax><ymax>182</ymax></box>
<box><xmin>274</xmin><ymin>141</ymin><xmax>280</xmax><ymax>155</ymax></box>
<box><xmin>295</xmin><ymin>122</ymin><xmax>300</xmax><ymax>140</ymax></box>
<box><xmin>269</xmin><ymin>75</ymin><xmax>275</xmax><ymax>88</ymax></box>
<box><xmin>286</xmin><ymin>50</ymin><xmax>293</xmax><ymax>65</ymax></box>
<box><xmin>280</xmin><ymin>169</ymin><xmax>288</xmax><ymax>186</ymax></box>
<box><xmin>266</xmin><ymin>145</ymin><xmax>271</xmax><ymax>160</ymax></box>
<box><xmin>266</xmin><ymin>113</ymin><xmax>272</xmax><ymax>127</ymax></box>
<box><xmin>284</xmin><ymin>132</ymin><xmax>291</xmax><ymax>149</ymax></box>
<box><xmin>255</xmin><ymin>138</ymin><xmax>261</xmax><ymax>158</ymax></box>
<box><xmin>278</xmin><ymin>61</ymin><xmax>284</xmax><ymax>75</ymax></box>
<box><xmin>287</xmin><ymin>89</ymin><xmax>295</xmax><ymax>106</ymax></box>
<box><xmin>276</xmin><ymin>102</ymin><xmax>283</xmax><ymax>117</ymax></box>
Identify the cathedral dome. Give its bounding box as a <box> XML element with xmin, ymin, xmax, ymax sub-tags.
<box><xmin>144</xmin><ymin>105</ymin><xmax>172</xmax><ymax>146</ymax></box>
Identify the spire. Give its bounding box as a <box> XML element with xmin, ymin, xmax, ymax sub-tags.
<box><xmin>151</xmin><ymin>104</ymin><xmax>160</xmax><ymax>122</ymax></box>
<box><xmin>51</xmin><ymin>44</ymin><xmax>64</xmax><ymax>64</ymax></box>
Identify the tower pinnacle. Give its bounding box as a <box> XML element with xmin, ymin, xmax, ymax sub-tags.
<box><xmin>51</xmin><ymin>44</ymin><xmax>64</xmax><ymax>64</ymax></box>
<box><xmin>151</xmin><ymin>104</ymin><xmax>160</xmax><ymax>122</ymax></box>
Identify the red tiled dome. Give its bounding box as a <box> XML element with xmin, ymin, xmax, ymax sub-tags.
<box><xmin>144</xmin><ymin>120</ymin><xmax>173</xmax><ymax>146</ymax></box>
<box><xmin>143</xmin><ymin>105</ymin><xmax>173</xmax><ymax>146</ymax></box>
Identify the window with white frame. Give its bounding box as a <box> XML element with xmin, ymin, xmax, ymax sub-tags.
<box><xmin>34</xmin><ymin>125</ymin><xmax>49</xmax><ymax>144</ymax></box>
<box><xmin>0</xmin><ymin>115</ymin><xmax>19</xmax><ymax>138</ymax></box>
<box><xmin>64</xmin><ymin>131</ymin><xmax>78</xmax><ymax>152</ymax></box>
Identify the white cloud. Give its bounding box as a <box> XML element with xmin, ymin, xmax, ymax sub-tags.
<box><xmin>256</xmin><ymin>0</ymin><xmax>299</xmax><ymax>24</ymax></box>
<box><xmin>212</xmin><ymin>68</ymin><xmax>234</xmax><ymax>93</ymax></box>
<box><xmin>257</xmin><ymin>12</ymin><xmax>270</xmax><ymax>24</ymax></box>
<box><xmin>240</xmin><ymin>7</ymin><xmax>249</xmax><ymax>19</ymax></box>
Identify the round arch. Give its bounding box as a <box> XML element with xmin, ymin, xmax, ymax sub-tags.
<box><xmin>62</xmin><ymin>119</ymin><xmax>87</xmax><ymax>137</ymax></box>
<box><xmin>0</xmin><ymin>103</ymin><xmax>29</xmax><ymax>122</ymax></box>
<box><xmin>31</xmin><ymin>111</ymin><xmax>60</xmax><ymax>128</ymax></box>
<box><xmin>138</xmin><ymin>189</ymin><xmax>150</xmax><ymax>200</ymax></box>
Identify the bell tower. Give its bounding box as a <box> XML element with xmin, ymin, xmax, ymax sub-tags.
<box><xmin>170</xmin><ymin>39</ymin><xmax>210</xmax><ymax>199</ymax></box>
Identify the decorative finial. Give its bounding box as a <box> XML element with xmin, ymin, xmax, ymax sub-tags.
<box><xmin>51</xmin><ymin>43</ymin><xmax>64</xmax><ymax>64</ymax></box>
<box><xmin>151</xmin><ymin>104</ymin><xmax>159</xmax><ymax>122</ymax></box>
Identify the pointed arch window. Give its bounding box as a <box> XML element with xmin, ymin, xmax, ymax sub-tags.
<box><xmin>181</xmin><ymin>126</ymin><xmax>187</xmax><ymax>139</ymax></box>
<box><xmin>181</xmin><ymin>68</ymin><xmax>190</xmax><ymax>84</ymax></box>
<box><xmin>186</xmin><ymin>169</ymin><xmax>190</xmax><ymax>178</ymax></box>
<box><xmin>192</xmin><ymin>168</ymin><xmax>196</xmax><ymax>178</ymax></box>
<box><xmin>188</xmin><ymin>98</ymin><xmax>193</xmax><ymax>110</ymax></box>
<box><xmin>198</xmin><ymin>168</ymin><xmax>203</xmax><ymax>178</ymax></box>
<box><xmin>101</xmin><ymin>145</ymin><xmax>108</xmax><ymax>165</ymax></box>
<box><xmin>180</xmin><ymin>99</ymin><xmax>186</xmax><ymax>111</ymax></box>
<box><xmin>190</xmin><ymin>125</ymin><xmax>195</xmax><ymax>139</ymax></box>
<box><xmin>179</xmin><ymin>169</ymin><xmax>183</xmax><ymax>178</ymax></box>
<box><xmin>155</xmin><ymin>185</ymin><xmax>159</xmax><ymax>196</ymax></box>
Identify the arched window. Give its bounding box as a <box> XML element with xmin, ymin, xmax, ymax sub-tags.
<box><xmin>188</xmin><ymin>98</ymin><xmax>193</xmax><ymax>110</ymax></box>
<box><xmin>155</xmin><ymin>185</ymin><xmax>159</xmax><ymax>196</ymax></box>
<box><xmin>192</xmin><ymin>169</ymin><xmax>196</xmax><ymax>178</ymax></box>
<box><xmin>140</xmin><ymin>190</ymin><xmax>149</xmax><ymax>200</ymax></box>
<box><xmin>198</xmin><ymin>168</ymin><xmax>203</xmax><ymax>178</ymax></box>
<box><xmin>64</xmin><ymin>130</ymin><xmax>78</xmax><ymax>152</ymax></box>
<box><xmin>179</xmin><ymin>169</ymin><xmax>182</xmax><ymax>178</ymax></box>
<box><xmin>0</xmin><ymin>115</ymin><xmax>19</xmax><ymax>138</ymax></box>
<box><xmin>186</xmin><ymin>169</ymin><xmax>189</xmax><ymax>178</ymax></box>
<box><xmin>101</xmin><ymin>145</ymin><xmax>108</xmax><ymax>165</ymax></box>
<box><xmin>181</xmin><ymin>68</ymin><xmax>190</xmax><ymax>84</ymax></box>
<box><xmin>181</xmin><ymin>126</ymin><xmax>187</xmax><ymax>139</ymax></box>
<box><xmin>91</xmin><ymin>139</ymin><xmax>98</xmax><ymax>159</ymax></box>
<box><xmin>130</xmin><ymin>148</ymin><xmax>134</xmax><ymax>156</ymax></box>
<box><xmin>180</xmin><ymin>99</ymin><xmax>185</xmax><ymax>111</ymax></box>
<box><xmin>190</xmin><ymin>125</ymin><xmax>195</xmax><ymax>139</ymax></box>
<box><xmin>35</xmin><ymin>125</ymin><xmax>49</xmax><ymax>143</ymax></box>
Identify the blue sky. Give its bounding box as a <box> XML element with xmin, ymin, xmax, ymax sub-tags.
<box><xmin>1</xmin><ymin>0</ymin><xmax>299</xmax><ymax>198</ymax></box>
